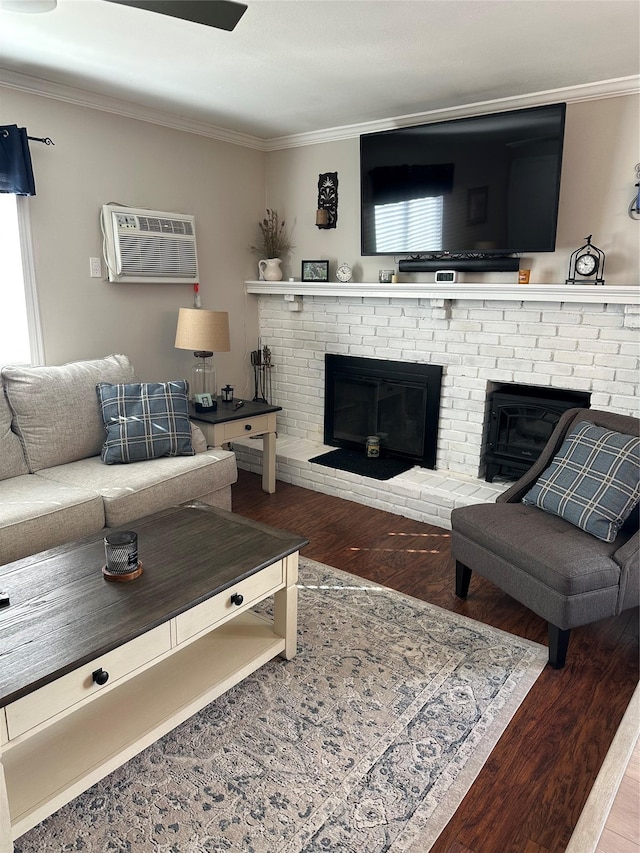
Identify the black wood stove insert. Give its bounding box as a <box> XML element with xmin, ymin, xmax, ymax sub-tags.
<box><xmin>324</xmin><ymin>354</ymin><xmax>443</xmax><ymax>469</ymax></box>
<box><xmin>484</xmin><ymin>384</ymin><xmax>591</xmax><ymax>482</ymax></box>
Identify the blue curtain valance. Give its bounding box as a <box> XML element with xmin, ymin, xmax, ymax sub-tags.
<box><xmin>0</xmin><ymin>125</ymin><xmax>36</xmax><ymax>196</ymax></box>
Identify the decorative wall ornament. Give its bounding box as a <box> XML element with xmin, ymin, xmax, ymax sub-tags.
<box><xmin>316</xmin><ymin>172</ymin><xmax>338</xmax><ymax>229</ymax></box>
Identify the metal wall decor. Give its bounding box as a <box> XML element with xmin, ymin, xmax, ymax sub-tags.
<box><xmin>629</xmin><ymin>162</ymin><xmax>640</xmax><ymax>220</ymax></box>
<box><xmin>566</xmin><ymin>234</ymin><xmax>605</xmax><ymax>285</ymax></box>
<box><xmin>316</xmin><ymin>172</ymin><xmax>338</xmax><ymax>229</ymax></box>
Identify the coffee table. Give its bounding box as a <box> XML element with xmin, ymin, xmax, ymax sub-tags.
<box><xmin>0</xmin><ymin>505</ymin><xmax>307</xmax><ymax>846</ymax></box>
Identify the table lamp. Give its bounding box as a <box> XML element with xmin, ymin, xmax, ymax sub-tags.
<box><xmin>175</xmin><ymin>307</ymin><xmax>230</xmax><ymax>401</ymax></box>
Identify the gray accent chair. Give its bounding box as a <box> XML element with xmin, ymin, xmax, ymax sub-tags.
<box><xmin>451</xmin><ymin>408</ymin><xmax>639</xmax><ymax>669</ymax></box>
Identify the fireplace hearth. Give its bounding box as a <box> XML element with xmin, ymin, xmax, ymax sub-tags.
<box><xmin>484</xmin><ymin>384</ymin><xmax>591</xmax><ymax>482</ymax></box>
<box><xmin>324</xmin><ymin>354</ymin><xmax>443</xmax><ymax>470</ymax></box>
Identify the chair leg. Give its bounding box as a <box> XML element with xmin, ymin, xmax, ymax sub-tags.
<box><xmin>548</xmin><ymin>624</ymin><xmax>571</xmax><ymax>669</ymax></box>
<box><xmin>455</xmin><ymin>561</ymin><xmax>472</xmax><ymax>599</ymax></box>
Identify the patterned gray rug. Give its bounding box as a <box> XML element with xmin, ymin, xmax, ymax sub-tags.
<box><xmin>15</xmin><ymin>558</ymin><xmax>546</xmax><ymax>853</ymax></box>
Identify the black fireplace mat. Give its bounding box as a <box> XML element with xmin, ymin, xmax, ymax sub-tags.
<box><xmin>309</xmin><ymin>448</ymin><xmax>415</xmax><ymax>481</ymax></box>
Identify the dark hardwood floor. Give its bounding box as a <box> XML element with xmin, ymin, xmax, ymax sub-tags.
<box><xmin>231</xmin><ymin>469</ymin><xmax>639</xmax><ymax>853</ymax></box>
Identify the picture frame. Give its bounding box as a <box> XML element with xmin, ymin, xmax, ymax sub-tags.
<box><xmin>301</xmin><ymin>260</ymin><xmax>329</xmax><ymax>282</ymax></box>
<box><xmin>467</xmin><ymin>186</ymin><xmax>488</xmax><ymax>226</ymax></box>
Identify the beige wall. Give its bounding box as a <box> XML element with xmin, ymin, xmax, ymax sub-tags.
<box><xmin>1</xmin><ymin>88</ymin><xmax>637</xmax><ymax>395</ymax></box>
<box><xmin>1</xmin><ymin>88</ymin><xmax>265</xmax><ymax>396</ymax></box>
<box><xmin>265</xmin><ymin>95</ymin><xmax>640</xmax><ymax>285</ymax></box>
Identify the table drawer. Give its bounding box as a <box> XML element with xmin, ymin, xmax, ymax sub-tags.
<box><xmin>221</xmin><ymin>414</ymin><xmax>273</xmax><ymax>441</ymax></box>
<box><xmin>5</xmin><ymin>622</ymin><xmax>172</xmax><ymax>740</ymax></box>
<box><xmin>176</xmin><ymin>560</ymin><xmax>283</xmax><ymax>644</ymax></box>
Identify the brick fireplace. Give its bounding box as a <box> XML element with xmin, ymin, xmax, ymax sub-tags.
<box><xmin>236</xmin><ymin>282</ymin><xmax>639</xmax><ymax>527</ymax></box>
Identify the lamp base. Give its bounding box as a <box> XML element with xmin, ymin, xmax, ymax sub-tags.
<box><xmin>191</xmin><ymin>351</ymin><xmax>217</xmax><ymax>402</ymax></box>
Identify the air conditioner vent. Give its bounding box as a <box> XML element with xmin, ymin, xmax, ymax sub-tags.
<box><xmin>137</xmin><ymin>216</ymin><xmax>194</xmax><ymax>236</ymax></box>
<box><xmin>101</xmin><ymin>204</ymin><xmax>199</xmax><ymax>284</ymax></box>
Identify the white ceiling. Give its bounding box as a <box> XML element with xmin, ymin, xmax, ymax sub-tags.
<box><xmin>0</xmin><ymin>0</ymin><xmax>639</xmax><ymax>144</ymax></box>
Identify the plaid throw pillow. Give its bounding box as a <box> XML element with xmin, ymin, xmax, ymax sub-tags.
<box><xmin>522</xmin><ymin>421</ymin><xmax>640</xmax><ymax>542</ymax></box>
<box><xmin>97</xmin><ymin>381</ymin><xmax>194</xmax><ymax>464</ymax></box>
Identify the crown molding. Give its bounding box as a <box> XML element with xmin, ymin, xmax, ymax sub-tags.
<box><xmin>265</xmin><ymin>76</ymin><xmax>640</xmax><ymax>150</ymax></box>
<box><xmin>1</xmin><ymin>67</ymin><xmax>637</xmax><ymax>153</ymax></box>
<box><xmin>0</xmin><ymin>67</ymin><xmax>266</xmax><ymax>150</ymax></box>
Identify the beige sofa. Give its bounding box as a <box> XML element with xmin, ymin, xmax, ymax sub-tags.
<box><xmin>0</xmin><ymin>354</ymin><xmax>237</xmax><ymax>566</ymax></box>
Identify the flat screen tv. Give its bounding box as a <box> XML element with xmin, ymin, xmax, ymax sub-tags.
<box><xmin>360</xmin><ymin>103</ymin><xmax>566</xmax><ymax>258</ymax></box>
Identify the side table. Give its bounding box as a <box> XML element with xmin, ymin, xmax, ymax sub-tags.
<box><xmin>190</xmin><ymin>399</ymin><xmax>282</xmax><ymax>493</ymax></box>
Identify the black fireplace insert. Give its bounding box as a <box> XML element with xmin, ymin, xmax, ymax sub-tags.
<box><xmin>324</xmin><ymin>354</ymin><xmax>443</xmax><ymax>469</ymax></box>
<box><xmin>484</xmin><ymin>384</ymin><xmax>591</xmax><ymax>482</ymax></box>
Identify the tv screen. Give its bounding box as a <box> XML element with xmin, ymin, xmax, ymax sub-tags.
<box><xmin>360</xmin><ymin>103</ymin><xmax>566</xmax><ymax>257</ymax></box>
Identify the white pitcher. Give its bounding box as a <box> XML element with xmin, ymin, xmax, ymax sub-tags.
<box><xmin>258</xmin><ymin>258</ymin><xmax>283</xmax><ymax>281</ymax></box>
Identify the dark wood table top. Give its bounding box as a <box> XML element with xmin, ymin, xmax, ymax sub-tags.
<box><xmin>189</xmin><ymin>398</ymin><xmax>282</xmax><ymax>426</ymax></box>
<box><xmin>0</xmin><ymin>505</ymin><xmax>307</xmax><ymax>707</ymax></box>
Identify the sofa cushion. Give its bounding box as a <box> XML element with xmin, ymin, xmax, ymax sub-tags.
<box><xmin>36</xmin><ymin>448</ymin><xmax>237</xmax><ymax>528</ymax></box>
<box><xmin>0</xmin><ymin>474</ymin><xmax>105</xmax><ymax>565</ymax></box>
<box><xmin>522</xmin><ymin>421</ymin><xmax>640</xmax><ymax>543</ymax></box>
<box><xmin>451</xmin><ymin>501</ymin><xmax>624</xmax><ymax>597</ymax></box>
<box><xmin>2</xmin><ymin>355</ymin><xmax>136</xmax><ymax>472</ymax></box>
<box><xmin>97</xmin><ymin>380</ymin><xmax>194</xmax><ymax>464</ymax></box>
<box><xmin>0</xmin><ymin>388</ymin><xmax>28</xmax><ymax>481</ymax></box>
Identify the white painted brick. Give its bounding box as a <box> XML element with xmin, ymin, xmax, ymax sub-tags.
<box><xmin>450</xmin><ymin>320</ymin><xmax>483</xmax><ymax>332</ymax></box>
<box><xmin>538</xmin><ymin>336</ymin><xmax>577</xmax><ymax>351</ymax></box>
<box><xmin>444</xmin><ymin>364</ymin><xmax>480</xmax><ymax>378</ymax></box>
<box><xmin>518</xmin><ymin>322</ymin><xmax>558</xmax><ymax>336</ymax></box>
<box><xmin>467</xmin><ymin>309</ymin><xmax>505</xmax><ymax>321</ymax></box>
<box><xmin>609</xmin><ymin>396</ymin><xmax>640</xmax><ymax>413</ymax></box>
<box><xmin>614</xmin><ymin>369</ymin><xmax>640</xmax><ymax>385</ymax></box>
<box><xmin>464</xmin><ymin>355</ymin><xmax>498</xmax><ymax>369</ymax></box>
<box><xmin>572</xmin><ymin>365</ymin><xmax>615</xmax><ymax>381</ymax></box>
<box><xmin>513</xmin><ymin>371</ymin><xmax>552</xmax><ymax>385</ymax></box>
<box><xmin>542</xmin><ymin>311</ymin><xmax>582</xmax><ymax>323</ymax></box>
<box><xmin>255</xmin><ymin>293</ymin><xmax>636</xmax><ymax>483</ymax></box>
<box><xmin>595</xmin><ymin>354</ymin><xmax>638</xmax><ymax>369</ymax></box>
<box><xmin>543</xmin><ymin>361</ymin><xmax>574</xmax><ymax>376</ymax></box>
<box><xmin>582</xmin><ymin>313</ymin><xmax>624</xmax><ymax>327</ymax></box>
<box><xmin>476</xmin><ymin>321</ymin><xmax>516</xmax><ymax>335</ymax></box>
<box><xmin>445</xmin><ymin>342</ymin><xmax>482</xmax><ymax>356</ymax></box>
<box><xmin>504</xmin><ymin>310</ymin><xmax>542</xmax><ymax>323</ymax></box>
<box><xmin>553</xmin><ymin>350</ymin><xmax>594</xmax><ymax>365</ymax></box>
<box><xmin>499</xmin><ymin>335</ymin><xmax>538</xmax><ymax>348</ymax></box>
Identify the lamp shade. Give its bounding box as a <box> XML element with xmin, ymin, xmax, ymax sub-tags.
<box><xmin>175</xmin><ymin>308</ymin><xmax>230</xmax><ymax>354</ymax></box>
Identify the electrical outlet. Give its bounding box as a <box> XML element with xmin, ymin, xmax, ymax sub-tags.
<box><xmin>89</xmin><ymin>257</ymin><xmax>102</xmax><ymax>278</ymax></box>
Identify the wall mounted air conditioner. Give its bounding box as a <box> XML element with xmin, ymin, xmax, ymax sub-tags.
<box><xmin>101</xmin><ymin>204</ymin><xmax>199</xmax><ymax>283</ymax></box>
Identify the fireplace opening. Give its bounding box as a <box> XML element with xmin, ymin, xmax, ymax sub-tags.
<box><xmin>484</xmin><ymin>383</ymin><xmax>591</xmax><ymax>482</ymax></box>
<box><xmin>324</xmin><ymin>354</ymin><xmax>443</xmax><ymax>469</ymax></box>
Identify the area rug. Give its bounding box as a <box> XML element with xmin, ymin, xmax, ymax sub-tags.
<box><xmin>309</xmin><ymin>447</ymin><xmax>415</xmax><ymax>480</ymax></box>
<box><xmin>15</xmin><ymin>558</ymin><xmax>547</xmax><ymax>853</ymax></box>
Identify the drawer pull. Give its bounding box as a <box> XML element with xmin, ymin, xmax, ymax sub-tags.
<box><xmin>244</xmin><ymin>424</ymin><xmax>252</xmax><ymax>431</ymax></box>
<box><xmin>230</xmin><ymin>592</ymin><xmax>244</xmax><ymax>606</ymax></box>
<box><xmin>92</xmin><ymin>668</ymin><xmax>110</xmax><ymax>686</ymax></box>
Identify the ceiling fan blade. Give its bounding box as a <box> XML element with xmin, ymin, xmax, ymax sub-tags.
<box><xmin>104</xmin><ymin>0</ymin><xmax>247</xmax><ymax>32</ymax></box>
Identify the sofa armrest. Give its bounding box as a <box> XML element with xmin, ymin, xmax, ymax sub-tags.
<box><xmin>191</xmin><ymin>423</ymin><xmax>208</xmax><ymax>454</ymax></box>
<box><xmin>614</xmin><ymin>530</ymin><xmax>639</xmax><ymax>612</ymax></box>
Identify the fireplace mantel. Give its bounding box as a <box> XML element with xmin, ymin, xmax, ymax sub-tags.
<box><xmin>246</xmin><ymin>281</ymin><xmax>640</xmax><ymax>305</ymax></box>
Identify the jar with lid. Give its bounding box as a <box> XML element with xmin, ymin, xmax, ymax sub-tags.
<box><xmin>366</xmin><ymin>436</ymin><xmax>380</xmax><ymax>458</ymax></box>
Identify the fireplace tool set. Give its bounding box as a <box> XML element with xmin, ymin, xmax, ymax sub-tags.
<box><xmin>251</xmin><ymin>342</ymin><xmax>273</xmax><ymax>404</ymax></box>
